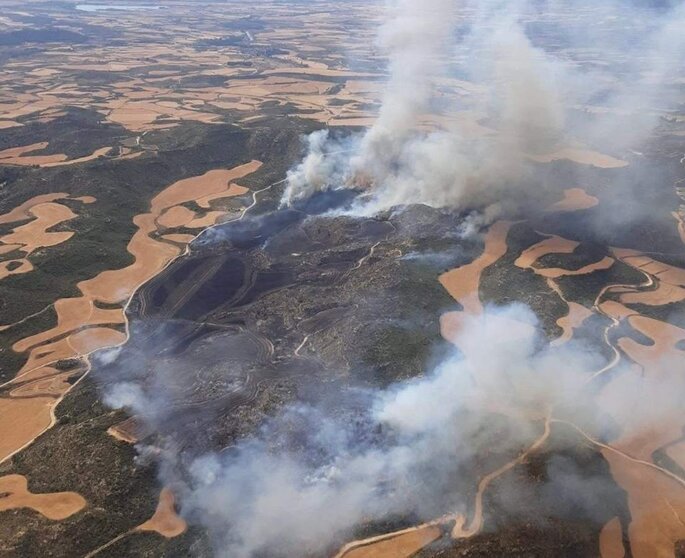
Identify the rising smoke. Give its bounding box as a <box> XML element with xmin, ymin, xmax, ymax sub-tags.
<box><xmin>283</xmin><ymin>0</ymin><xmax>685</xmax><ymax>218</ymax></box>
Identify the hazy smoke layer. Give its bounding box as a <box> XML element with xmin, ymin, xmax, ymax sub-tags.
<box><xmin>283</xmin><ymin>0</ymin><xmax>685</xmax><ymax>215</ymax></box>
<box><xmin>102</xmin><ymin>303</ymin><xmax>683</xmax><ymax>557</ymax></box>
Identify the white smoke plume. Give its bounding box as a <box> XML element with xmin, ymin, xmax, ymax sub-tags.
<box><xmin>182</xmin><ymin>307</ymin><xmax>554</xmax><ymax>557</ymax></box>
<box><xmin>114</xmin><ymin>303</ymin><xmax>679</xmax><ymax>558</ymax></box>
<box><xmin>102</xmin><ymin>299</ymin><xmax>685</xmax><ymax>557</ymax></box>
<box><xmin>282</xmin><ymin>0</ymin><xmax>685</xmax><ymax>216</ymax></box>
<box><xmin>282</xmin><ymin>0</ymin><xmax>455</xmax><ymax>209</ymax></box>
<box><xmin>348</xmin><ymin>0</ymin><xmax>455</xmax><ymax>182</ymax></box>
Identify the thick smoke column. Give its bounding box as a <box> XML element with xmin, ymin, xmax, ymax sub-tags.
<box><xmin>349</xmin><ymin>0</ymin><xmax>454</xmax><ymax>181</ymax></box>
<box><xmin>282</xmin><ymin>0</ymin><xmax>454</xmax><ymax>207</ymax></box>
<box><xmin>283</xmin><ymin>0</ymin><xmax>570</xmax><ymax>214</ymax></box>
<box><xmin>283</xmin><ymin>0</ymin><xmax>685</xmax><ymax>216</ymax></box>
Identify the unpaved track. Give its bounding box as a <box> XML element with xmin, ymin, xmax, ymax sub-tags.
<box><xmin>334</xmin><ymin>520</ymin><xmax>448</xmax><ymax>558</ymax></box>
<box><xmin>588</xmin><ymin>265</ymin><xmax>654</xmax><ymax>382</ymax></box>
<box><xmin>556</xmin><ymin>419</ymin><xmax>685</xmax><ymax>558</ymax></box>
<box><xmin>81</xmin><ymin>487</ymin><xmax>187</xmax><ymax>557</ymax></box>
<box><xmin>451</xmin><ymin>416</ymin><xmax>552</xmax><ymax>539</ymax></box>
<box><xmin>71</xmin><ymin>179</ymin><xmax>289</xmax><ymax>557</ymax></box>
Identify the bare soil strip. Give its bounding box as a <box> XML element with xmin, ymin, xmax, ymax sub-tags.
<box><xmin>106</xmin><ymin>416</ymin><xmax>148</xmax><ymax>444</ymax></box>
<box><xmin>581</xmin><ymin>249</ymin><xmax>685</xmax><ymax>556</ymax></box>
<box><xmin>613</xmin><ymin>249</ymin><xmax>685</xmax><ymax>306</ymax></box>
<box><xmin>336</xmin><ymin>526</ymin><xmax>442</xmax><ymax>558</ymax></box>
<box><xmin>0</xmin><ymin>474</ymin><xmax>85</xmax><ymax>520</ymax></box>
<box><xmin>529</xmin><ymin>147</ymin><xmax>629</xmax><ymax>169</ymax></box>
<box><xmin>614</xmin><ymin>249</ymin><xmax>685</xmax><ymax>286</ymax></box>
<box><xmin>157</xmin><ymin>206</ymin><xmax>196</xmax><ymax>228</ymax></box>
<box><xmin>534</xmin><ymin>256</ymin><xmax>615</xmax><ymax>279</ymax></box>
<box><xmin>150</xmin><ymin>162</ymin><xmax>261</xmax><ymax>211</ymax></box>
<box><xmin>186</xmin><ymin>211</ymin><xmax>223</xmax><ymax>228</ymax></box>
<box><xmin>439</xmin><ymin>221</ymin><xmax>513</xmax><ymax>314</ymax></box>
<box><xmin>514</xmin><ymin>235</ymin><xmax>578</xmax><ymax>270</ymax></box>
<box><xmin>73</xmin><ymin>195</ymin><xmax>96</xmax><ymax>204</ymax></box>
<box><xmin>341</xmin><ymin>209</ymin><xmax>685</xmax><ymax>557</ymax></box>
<box><xmin>337</xmin><ymin>221</ymin><xmax>550</xmax><ymax>556</ymax></box>
<box><xmin>0</xmin><ymin>243</ymin><xmax>21</xmax><ymax>255</ymax></box>
<box><xmin>0</xmin><ymin>195</ymin><xmax>100</xmax><ymax>280</ymax></box>
<box><xmin>40</xmin><ymin>147</ymin><xmax>111</xmax><ymax>168</ymax></box>
<box><xmin>196</xmin><ymin>183</ymin><xmax>248</xmax><ymax>208</ymax></box>
<box><xmin>0</xmin><ymin>162</ymin><xmax>262</xmax><ymax>465</ymax></box>
<box><xmin>604</xmin><ymin>455</ymin><xmax>685</xmax><ymax>558</ymax></box>
<box><xmin>0</xmin><ymin>142</ymin><xmax>49</xmax><ymax>160</ymax></box>
<box><xmin>82</xmin><ymin>488</ymin><xmax>185</xmax><ymax>557</ymax></box>
<box><xmin>547</xmin><ymin>187</ymin><xmax>599</xmax><ymax>212</ymax></box>
<box><xmin>0</xmin><ymin>202</ymin><xmax>77</xmax><ymax>255</ymax></box>
<box><xmin>0</xmin><ymin>395</ymin><xmax>57</xmax><ymax>462</ymax></box>
<box><xmin>0</xmin><ymin>193</ymin><xmax>68</xmax><ymax>224</ymax></box>
<box><xmin>546</xmin><ymin>278</ymin><xmax>593</xmax><ymax>346</ymax></box>
<box><xmin>558</xmin><ymin>420</ymin><xmax>685</xmax><ymax>558</ymax></box>
<box><xmin>137</xmin><ymin>488</ymin><xmax>187</xmax><ymax>538</ymax></box>
<box><xmin>621</xmin><ymin>281</ymin><xmax>685</xmax><ymax>306</ymax></box>
<box><xmin>515</xmin><ymin>234</ymin><xmax>615</xmax><ymax>278</ymax></box>
<box><xmin>667</xmin><ymin>442</ymin><xmax>685</xmax><ymax>469</ymax></box>
<box><xmin>0</xmin><ymin>143</ymin><xmax>110</xmax><ymax>167</ymax></box>
<box><xmin>0</xmin><ymin>259</ymin><xmax>34</xmax><ymax>281</ymax></box>
<box><xmin>552</xmin><ymin>301</ymin><xmax>593</xmax><ymax>346</ymax></box>
<box><xmin>599</xmin><ymin>517</ymin><xmax>625</xmax><ymax>558</ymax></box>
